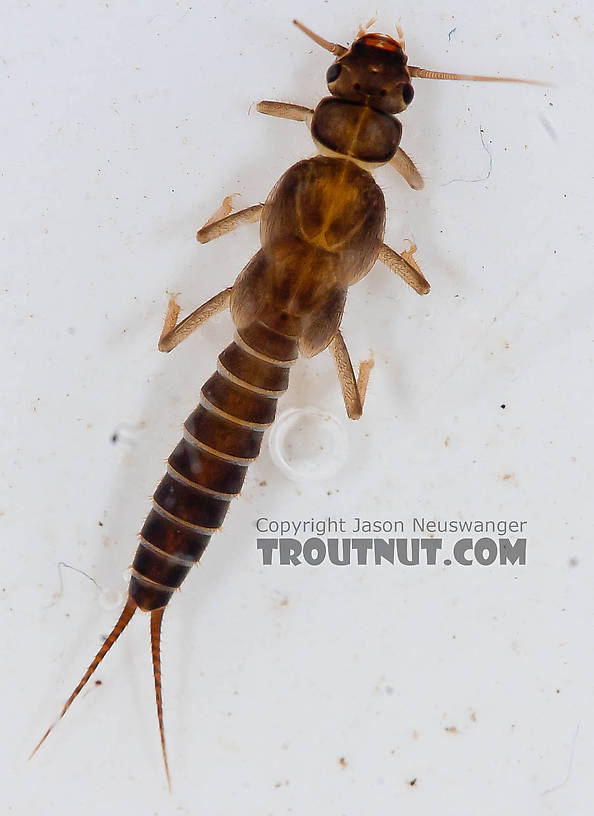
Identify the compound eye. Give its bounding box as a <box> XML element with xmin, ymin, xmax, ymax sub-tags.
<box><xmin>326</xmin><ymin>63</ymin><xmax>342</xmax><ymax>84</ymax></box>
<box><xmin>402</xmin><ymin>83</ymin><xmax>414</xmax><ymax>105</ymax></box>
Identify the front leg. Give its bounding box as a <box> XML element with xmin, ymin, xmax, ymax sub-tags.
<box><xmin>329</xmin><ymin>331</ymin><xmax>374</xmax><ymax>420</ymax></box>
<box><xmin>256</xmin><ymin>101</ymin><xmax>314</xmax><ymax>125</ymax></box>
<box><xmin>390</xmin><ymin>147</ymin><xmax>424</xmax><ymax>190</ymax></box>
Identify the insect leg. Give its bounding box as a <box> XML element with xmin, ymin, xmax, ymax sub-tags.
<box><xmin>158</xmin><ymin>288</ymin><xmax>232</xmax><ymax>352</ymax></box>
<box><xmin>390</xmin><ymin>148</ymin><xmax>424</xmax><ymax>190</ymax></box>
<box><xmin>377</xmin><ymin>243</ymin><xmax>430</xmax><ymax>295</ymax></box>
<box><xmin>196</xmin><ymin>204</ymin><xmax>263</xmax><ymax>244</ymax></box>
<box><xmin>256</xmin><ymin>101</ymin><xmax>314</xmax><ymax>124</ymax></box>
<box><xmin>329</xmin><ymin>330</ymin><xmax>374</xmax><ymax>420</ymax></box>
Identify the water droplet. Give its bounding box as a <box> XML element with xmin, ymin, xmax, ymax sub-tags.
<box><xmin>268</xmin><ymin>407</ymin><xmax>348</xmax><ymax>482</ymax></box>
<box><xmin>98</xmin><ymin>586</ymin><xmax>125</xmax><ymax>610</ymax></box>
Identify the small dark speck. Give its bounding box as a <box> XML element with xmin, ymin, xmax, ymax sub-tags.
<box><xmin>95</xmin><ymin>680</ymin><xmax>102</xmax><ymax>686</ymax></box>
<box><xmin>338</xmin><ymin>757</ymin><xmax>347</xmax><ymax>768</ymax></box>
<box><xmin>98</xmin><ymin>521</ymin><xmax>103</xmax><ymax>527</ymax></box>
<box><xmin>111</xmin><ymin>432</ymin><xmax>119</xmax><ymax>443</ymax></box>
<box><xmin>538</xmin><ymin>114</ymin><xmax>559</xmax><ymax>143</ymax></box>
<box><xmin>259</xmin><ymin>480</ymin><xmax>267</xmax><ymax>487</ymax></box>
<box><xmin>500</xmin><ymin>404</ymin><xmax>506</xmax><ymax>409</ymax></box>
<box><xmin>408</xmin><ymin>778</ymin><xmax>417</xmax><ymax>787</ymax></box>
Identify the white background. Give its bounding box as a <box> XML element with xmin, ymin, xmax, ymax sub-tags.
<box><xmin>2</xmin><ymin>1</ymin><xmax>593</xmax><ymax>814</ymax></box>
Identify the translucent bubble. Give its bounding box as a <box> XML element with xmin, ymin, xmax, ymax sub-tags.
<box><xmin>268</xmin><ymin>407</ymin><xmax>349</xmax><ymax>482</ymax></box>
<box><xmin>98</xmin><ymin>586</ymin><xmax>125</xmax><ymax>611</ymax></box>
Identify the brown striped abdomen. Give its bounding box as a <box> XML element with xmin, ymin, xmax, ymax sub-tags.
<box><xmin>129</xmin><ymin>321</ymin><xmax>298</xmax><ymax>611</ymax></box>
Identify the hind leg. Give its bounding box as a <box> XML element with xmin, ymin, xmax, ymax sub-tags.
<box><xmin>158</xmin><ymin>288</ymin><xmax>232</xmax><ymax>352</ymax></box>
<box><xmin>165</xmin><ymin>198</ymin><xmax>262</xmax><ymax>351</ymax></box>
<box><xmin>329</xmin><ymin>331</ymin><xmax>374</xmax><ymax>420</ymax></box>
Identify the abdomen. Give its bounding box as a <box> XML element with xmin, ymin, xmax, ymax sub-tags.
<box><xmin>130</xmin><ymin>321</ymin><xmax>298</xmax><ymax>610</ymax></box>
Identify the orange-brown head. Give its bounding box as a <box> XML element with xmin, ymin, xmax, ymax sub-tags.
<box><xmin>325</xmin><ymin>33</ymin><xmax>414</xmax><ymax>114</ymax></box>
<box><xmin>293</xmin><ymin>18</ymin><xmax>545</xmax><ymax>116</ymax></box>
